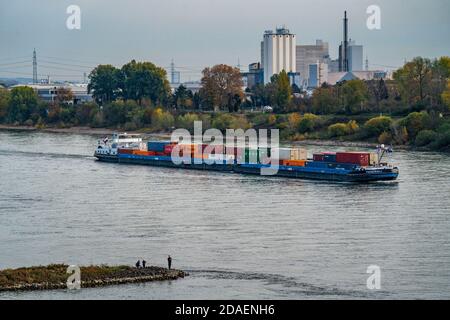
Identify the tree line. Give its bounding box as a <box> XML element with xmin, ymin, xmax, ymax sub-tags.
<box><xmin>0</xmin><ymin>56</ymin><xmax>449</xmax><ymax>150</ymax></box>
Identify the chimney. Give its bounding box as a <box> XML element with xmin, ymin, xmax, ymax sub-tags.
<box><xmin>344</xmin><ymin>11</ymin><xmax>349</xmax><ymax>72</ymax></box>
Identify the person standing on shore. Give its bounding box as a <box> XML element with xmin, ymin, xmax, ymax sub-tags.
<box><xmin>142</xmin><ymin>260</ymin><xmax>146</xmax><ymax>268</ymax></box>
<box><xmin>168</xmin><ymin>255</ymin><xmax>172</xmax><ymax>270</ymax></box>
<box><xmin>135</xmin><ymin>260</ymin><xmax>141</xmax><ymax>268</ymax></box>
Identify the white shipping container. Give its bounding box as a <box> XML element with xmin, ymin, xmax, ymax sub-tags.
<box><xmin>208</xmin><ymin>154</ymin><xmax>235</xmax><ymax>161</ymax></box>
<box><xmin>271</xmin><ymin>148</ymin><xmax>291</xmax><ymax>160</ymax></box>
<box><xmin>290</xmin><ymin>148</ymin><xmax>307</xmax><ymax>160</ymax></box>
<box><xmin>369</xmin><ymin>153</ymin><xmax>379</xmax><ymax>165</ymax></box>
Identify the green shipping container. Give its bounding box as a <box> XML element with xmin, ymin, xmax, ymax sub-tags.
<box><xmin>245</xmin><ymin>148</ymin><xmax>259</xmax><ymax>163</ymax></box>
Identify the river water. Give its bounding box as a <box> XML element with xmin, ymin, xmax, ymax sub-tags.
<box><xmin>0</xmin><ymin>130</ymin><xmax>449</xmax><ymax>300</ymax></box>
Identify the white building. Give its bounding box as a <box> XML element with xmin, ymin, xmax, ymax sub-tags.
<box><xmin>261</xmin><ymin>27</ymin><xmax>296</xmax><ymax>84</ymax></box>
<box><xmin>170</xmin><ymin>81</ymin><xmax>202</xmax><ymax>94</ymax></box>
<box><xmin>11</xmin><ymin>83</ymin><xmax>92</xmax><ymax>104</ymax></box>
<box><xmin>347</xmin><ymin>41</ymin><xmax>364</xmax><ymax>72</ymax></box>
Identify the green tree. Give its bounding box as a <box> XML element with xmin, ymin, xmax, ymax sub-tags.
<box><xmin>88</xmin><ymin>64</ymin><xmax>121</xmax><ymax>103</ymax></box>
<box><xmin>120</xmin><ymin>60</ymin><xmax>170</xmax><ymax>105</ymax></box>
<box><xmin>297</xmin><ymin>113</ymin><xmax>322</xmax><ymax>133</ymax></box>
<box><xmin>368</xmin><ymin>78</ymin><xmax>389</xmax><ymax>110</ymax></box>
<box><xmin>75</xmin><ymin>102</ymin><xmax>99</xmax><ymax>125</ymax></box>
<box><xmin>7</xmin><ymin>86</ymin><xmax>39</xmax><ymax>123</ymax></box>
<box><xmin>312</xmin><ymin>86</ymin><xmax>338</xmax><ymax>114</ymax></box>
<box><xmin>400</xmin><ymin>111</ymin><xmax>431</xmax><ymax>139</ymax></box>
<box><xmin>0</xmin><ymin>88</ymin><xmax>10</xmax><ymax>122</ymax></box>
<box><xmin>211</xmin><ymin>113</ymin><xmax>250</xmax><ymax>131</ymax></box>
<box><xmin>328</xmin><ymin>123</ymin><xmax>349</xmax><ymax>137</ymax></box>
<box><xmin>199</xmin><ymin>64</ymin><xmax>244</xmax><ymax>111</ymax></box>
<box><xmin>176</xmin><ymin>113</ymin><xmax>200</xmax><ymax>132</ymax></box>
<box><xmin>443</xmin><ymin>80</ymin><xmax>450</xmax><ymax>110</ymax></box>
<box><xmin>274</xmin><ymin>70</ymin><xmax>292</xmax><ymax>111</ymax></box>
<box><xmin>341</xmin><ymin>79</ymin><xmax>369</xmax><ymax>114</ymax></box>
<box><xmin>174</xmin><ymin>85</ymin><xmax>193</xmax><ymax>109</ymax></box>
<box><xmin>151</xmin><ymin>107</ymin><xmax>174</xmax><ymax>131</ymax></box>
<box><xmin>430</xmin><ymin>56</ymin><xmax>450</xmax><ymax>108</ymax></box>
<box><xmin>393</xmin><ymin>57</ymin><xmax>432</xmax><ymax>106</ymax></box>
<box><xmin>102</xmin><ymin>101</ymin><xmax>131</xmax><ymax>126</ymax></box>
<box><xmin>364</xmin><ymin>116</ymin><xmax>393</xmax><ymax>137</ymax></box>
<box><xmin>415</xmin><ymin>130</ymin><xmax>438</xmax><ymax>147</ymax></box>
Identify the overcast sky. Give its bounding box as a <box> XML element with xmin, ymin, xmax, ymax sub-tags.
<box><xmin>0</xmin><ymin>0</ymin><xmax>449</xmax><ymax>81</ymax></box>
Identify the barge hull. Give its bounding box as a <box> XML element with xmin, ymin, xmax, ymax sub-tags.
<box><xmin>234</xmin><ymin>165</ymin><xmax>398</xmax><ymax>182</ymax></box>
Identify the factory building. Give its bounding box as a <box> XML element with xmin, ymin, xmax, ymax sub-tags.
<box><xmin>308</xmin><ymin>62</ymin><xmax>328</xmax><ymax>88</ymax></box>
<box><xmin>11</xmin><ymin>83</ymin><xmax>93</xmax><ymax>104</ymax></box>
<box><xmin>296</xmin><ymin>40</ymin><xmax>330</xmax><ymax>87</ymax></box>
<box><xmin>261</xmin><ymin>27</ymin><xmax>297</xmax><ymax>84</ymax></box>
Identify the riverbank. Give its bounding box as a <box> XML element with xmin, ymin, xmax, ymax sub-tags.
<box><xmin>0</xmin><ymin>124</ymin><xmax>419</xmax><ymax>151</ymax></box>
<box><xmin>0</xmin><ymin>264</ymin><xmax>187</xmax><ymax>292</ymax></box>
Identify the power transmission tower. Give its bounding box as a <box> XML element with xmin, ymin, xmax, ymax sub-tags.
<box><xmin>32</xmin><ymin>49</ymin><xmax>38</xmax><ymax>84</ymax></box>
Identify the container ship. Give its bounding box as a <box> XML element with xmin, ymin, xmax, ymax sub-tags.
<box><xmin>94</xmin><ymin>133</ymin><xmax>399</xmax><ymax>182</ymax></box>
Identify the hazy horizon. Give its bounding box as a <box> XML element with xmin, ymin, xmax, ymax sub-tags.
<box><xmin>1</xmin><ymin>0</ymin><xmax>449</xmax><ymax>82</ymax></box>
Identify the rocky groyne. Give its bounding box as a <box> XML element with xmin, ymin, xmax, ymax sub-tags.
<box><xmin>0</xmin><ymin>264</ymin><xmax>187</xmax><ymax>292</ymax></box>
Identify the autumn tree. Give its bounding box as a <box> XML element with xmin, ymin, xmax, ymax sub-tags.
<box><xmin>55</xmin><ymin>87</ymin><xmax>74</xmax><ymax>105</ymax></box>
<box><xmin>393</xmin><ymin>57</ymin><xmax>432</xmax><ymax>105</ymax></box>
<box><xmin>199</xmin><ymin>64</ymin><xmax>244</xmax><ymax>111</ymax></box>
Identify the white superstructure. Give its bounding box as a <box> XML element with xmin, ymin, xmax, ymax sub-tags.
<box><xmin>95</xmin><ymin>133</ymin><xmax>143</xmax><ymax>157</ymax></box>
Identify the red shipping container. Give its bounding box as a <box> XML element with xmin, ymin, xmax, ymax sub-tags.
<box><xmin>164</xmin><ymin>144</ymin><xmax>175</xmax><ymax>155</ymax></box>
<box><xmin>203</xmin><ymin>144</ymin><xmax>224</xmax><ymax>155</ymax></box>
<box><xmin>313</xmin><ymin>153</ymin><xmax>325</xmax><ymax>161</ymax></box>
<box><xmin>336</xmin><ymin>152</ymin><xmax>370</xmax><ymax>166</ymax></box>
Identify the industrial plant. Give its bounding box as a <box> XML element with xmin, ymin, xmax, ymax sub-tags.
<box><xmin>242</xmin><ymin>11</ymin><xmax>388</xmax><ymax>91</ymax></box>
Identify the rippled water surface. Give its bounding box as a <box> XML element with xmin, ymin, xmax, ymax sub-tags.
<box><xmin>0</xmin><ymin>130</ymin><xmax>449</xmax><ymax>299</ymax></box>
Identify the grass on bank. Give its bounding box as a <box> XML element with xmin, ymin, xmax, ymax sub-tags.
<box><xmin>0</xmin><ymin>264</ymin><xmax>167</xmax><ymax>288</ymax></box>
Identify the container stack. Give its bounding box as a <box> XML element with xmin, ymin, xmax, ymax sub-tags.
<box><xmin>335</xmin><ymin>152</ymin><xmax>370</xmax><ymax>166</ymax></box>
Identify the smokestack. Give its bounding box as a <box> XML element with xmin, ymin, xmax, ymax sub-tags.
<box><xmin>343</xmin><ymin>11</ymin><xmax>349</xmax><ymax>72</ymax></box>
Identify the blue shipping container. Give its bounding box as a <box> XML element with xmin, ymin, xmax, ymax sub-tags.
<box><xmin>148</xmin><ymin>141</ymin><xmax>169</xmax><ymax>152</ymax></box>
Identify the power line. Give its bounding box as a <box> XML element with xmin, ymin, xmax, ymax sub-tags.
<box><xmin>39</xmin><ymin>64</ymin><xmax>91</xmax><ymax>73</ymax></box>
<box><xmin>0</xmin><ymin>69</ymin><xmax>83</xmax><ymax>79</ymax></box>
<box><xmin>0</xmin><ymin>55</ymin><xmax>30</xmax><ymax>62</ymax></box>
<box><xmin>39</xmin><ymin>55</ymin><xmax>104</xmax><ymax>65</ymax></box>
<box><xmin>0</xmin><ymin>60</ymin><xmax>31</xmax><ymax>67</ymax></box>
<box><xmin>39</xmin><ymin>59</ymin><xmax>95</xmax><ymax>69</ymax></box>
<box><xmin>0</xmin><ymin>64</ymin><xmax>31</xmax><ymax>70</ymax></box>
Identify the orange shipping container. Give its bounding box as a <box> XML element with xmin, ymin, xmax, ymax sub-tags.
<box><xmin>133</xmin><ymin>150</ymin><xmax>157</xmax><ymax>156</ymax></box>
<box><xmin>281</xmin><ymin>160</ymin><xmax>307</xmax><ymax>167</ymax></box>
